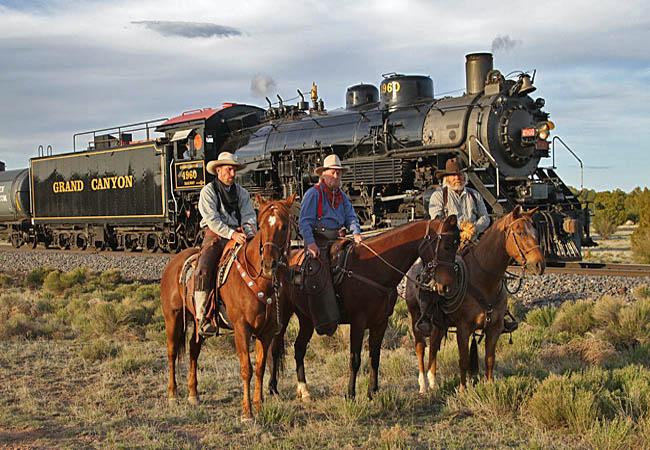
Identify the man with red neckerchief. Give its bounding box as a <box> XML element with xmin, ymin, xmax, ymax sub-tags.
<box><xmin>299</xmin><ymin>154</ymin><xmax>362</xmax><ymax>336</ymax></box>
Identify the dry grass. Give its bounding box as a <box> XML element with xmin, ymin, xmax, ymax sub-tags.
<box><xmin>1</xmin><ymin>269</ymin><xmax>649</xmax><ymax>449</ymax></box>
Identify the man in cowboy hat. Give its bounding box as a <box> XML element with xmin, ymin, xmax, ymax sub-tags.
<box><xmin>299</xmin><ymin>154</ymin><xmax>363</xmax><ymax>336</ymax></box>
<box><xmin>413</xmin><ymin>157</ymin><xmax>492</xmax><ymax>334</ymax></box>
<box><xmin>194</xmin><ymin>151</ymin><xmax>257</xmax><ymax>336</ymax></box>
<box><xmin>429</xmin><ymin>157</ymin><xmax>490</xmax><ymax>242</ymax></box>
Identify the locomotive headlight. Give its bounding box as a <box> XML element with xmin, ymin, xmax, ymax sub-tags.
<box><xmin>537</xmin><ymin>121</ymin><xmax>554</xmax><ymax>140</ymax></box>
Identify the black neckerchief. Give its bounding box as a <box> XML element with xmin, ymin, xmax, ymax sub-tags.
<box><xmin>213</xmin><ymin>179</ymin><xmax>241</xmax><ymax>225</ymax></box>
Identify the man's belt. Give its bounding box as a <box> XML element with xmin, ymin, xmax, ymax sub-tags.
<box><xmin>313</xmin><ymin>227</ymin><xmax>340</xmax><ymax>242</ymax></box>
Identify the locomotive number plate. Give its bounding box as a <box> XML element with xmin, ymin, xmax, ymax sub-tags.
<box><xmin>174</xmin><ymin>161</ymin><xmax>206</xmax><ymax>190</ymax></box>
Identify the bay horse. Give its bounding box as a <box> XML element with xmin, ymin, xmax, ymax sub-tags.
<box><xmin>160</xmin><ymin>194</ymin><xmax>295</xmax><ymax>420</ymax></box>
<box><xmin>268</xmin><ymin>216</ymin><xmax>460</xmax><ymax>400</ymax></box>
<box><xmin>405</xmin><ymin>206</ymin><xmax>545</xmax><ymax>392</ymax></box>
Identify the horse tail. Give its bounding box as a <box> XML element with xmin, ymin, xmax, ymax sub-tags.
<box><xmin>469</xmin><ymin>334</ymin><xmax>479</xmax><ymax>377</ymax></box>
<box><xmin>268</xmin><ymin>333</ymin><xmax>286</xmax><ymax>375</ymax></box>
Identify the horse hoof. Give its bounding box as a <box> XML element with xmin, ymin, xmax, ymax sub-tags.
<box><xmin>167</xmin><ymin>397</ymin><xmax>178</xmax><ymax>406</ymax></box>
<box><xmin>241</xmin><ymin>414</ymin><xmax>254</xmax><ymax>423</ymax></box>
<box><xmin>188</xmin><ymin>396</ymin><xmax>199</xmax><ymax>406</ymax></box>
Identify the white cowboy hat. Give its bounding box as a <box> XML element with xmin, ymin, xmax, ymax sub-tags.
<box><xmin>206</xmin><ymin>152</ymin><xmax>246</xmax><ymax>175</ymax></box>
<box><xmin>315</xmin><ymin>154</ymin><xmax>348</xmax><ymax>176</ymax></box>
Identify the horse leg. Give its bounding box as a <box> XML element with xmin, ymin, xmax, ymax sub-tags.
<box><xmin>294</xmin><ymin>311</ymin><xmax>314</xmax><ymax>401</ymax></box>
<box><xmin>165</xmin><ymin>308</ymin><xmax>184</xmax><ymax>402</ymax></box>
<box><xmin>456</xmin><ymin>325</ymin><xmax>471</xmax><ymax>391</ymax></box>
<box><xmin>234</xmin><ymin>324</ymin><xmax>254</xmax><ymax>421</ymax></box>
<box><xmin>347</xmin><ymin>322</ymin><xmax>365</xmax><ymax>399</ymax></box>
<box><xmin>253</xmin><ymin>334</ymin><xmax>272</xmax><ymax>413</ymax></box>
<box><xmin>485</xmin><ymin>325</ymin><xmax>502</xmax><ymax>382</ymax></box>
<box><xmin>411</xmin><ymin>311</ymin><xmax>428</xmax><ymax>394</ymax></box>
<box><xmin>367</xmin><ymin>319</ymin><xmax>388</xmax><ymax>399</ymax></box>
<box><xmin>427</xmin><ymin>326</ymin><xmax>444</xmax><ymax>391</ymax></box>
<box><xmin>187</xmin><ymin>333</ymin><xmax>204</xmax><ymax>405</ymax></box>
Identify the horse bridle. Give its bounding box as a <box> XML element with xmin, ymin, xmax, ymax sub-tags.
<box><xmin>417</xmin><ymin>219</ymin><xmax>460</xmax><ymax>287</ymax></box>
<box><xmin>505</xmin><ymin>217</ymin><xmax>542</xmax><ymax>267</ymax></box>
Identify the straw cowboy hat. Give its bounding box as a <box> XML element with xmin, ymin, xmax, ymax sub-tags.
<box><xmin>315</xmin><ymin>154</ymin><xmax>348</xmax><ymax>176</ymax></box>
<box><xmin>434</xmin><ymin>157</ymin><xmax>467</xmax><ymax>179</ymax></box>
<box><xmin>206</xmin><ymin>152</ymin><xmax>246</xmax><ymax>175</ymax></box>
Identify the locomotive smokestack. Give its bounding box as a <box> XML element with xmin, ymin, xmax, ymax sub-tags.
<box><xmin>465</xmin><ymin>52</ymin><xmax>493</xmax><ymax>95</ymax></box>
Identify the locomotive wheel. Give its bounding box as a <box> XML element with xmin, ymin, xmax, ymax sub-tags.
<box><xmin>10</xmin><ymin>234</ymin><xmax>23</xmax><ymax>248</ymax></box>
<box><xmin>144</xmin><ymin>234</ymin><xmax>158</xmax><ymax>253</ymax></box>
<box><xmin>76</xmin><ymin>234</ymin><xmax>88</xmax><ymax>250</ymax></box>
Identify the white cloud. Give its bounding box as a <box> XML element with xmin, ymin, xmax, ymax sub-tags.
<box><xmin>0</xmin><ymin>0</ymin><xmax>648</xmax><ymax>189</ymax></box>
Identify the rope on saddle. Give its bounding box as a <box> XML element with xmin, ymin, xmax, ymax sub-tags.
<box><xmin>439</xmin><ymin>255</ymin><xmax>468</xmax><ymax>315</ymax></box>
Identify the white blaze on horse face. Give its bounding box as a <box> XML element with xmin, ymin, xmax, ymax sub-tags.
<box><xmin>418</xmin><ymin>371</ymin><xmax>427</xmax><ymax>394</ymax></box>
<box><xmin>268</xmin><ymin>213</ymin><xmax>277</xmax><ymax>227</ymax></box>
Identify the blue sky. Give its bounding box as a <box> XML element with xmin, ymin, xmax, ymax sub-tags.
<box><xmin>0</xmin><ymin>0</ymin><xmax>648</xmax><ymax>191</ymax></box>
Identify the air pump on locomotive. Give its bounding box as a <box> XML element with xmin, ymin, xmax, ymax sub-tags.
<box><xmin>0</xmin><ymin>52</ymin><xmax>592</xmax><ymax>262</ymax></box>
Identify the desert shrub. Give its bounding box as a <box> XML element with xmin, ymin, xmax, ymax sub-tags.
<box><xmin>527</xmin><ymin>374</ymin><xmax>599</xmax><ymax>433</ymax></box>
<box><xmin>134</xmin><ymin>284</ymin><xmax>159</xmax><ymax>302</ymax></box>
<box><xmin>604</xmin><ymin>299</ymin><xmax>650</xmax><ymax>349</ymax></box>
<box><xmin>108</xmin><ymin>347</ymin><xmax>159</xmax><ymax>375</ymax></box>
<box><xmin>525</xmin><ymin>305</ymin><xmax>557</xmax><ymax>328</ymax></box>
<box><xmin>80</xmin><ymin>339</ymin><xmax>121</xmax><ymax>362</ymax></box>
<box><xmin>0</xmin><ymin>273</ymin><xmax>14</xmax><ymax>288</ymax></box>
<box><xmin>507</xmin><ymin>296</ymin><xmax>527</xmax><ymax>322</ymax></box>
<box><xmin>593</xmin><ymin>190</ymin><xmax>627</xmax><ymax>227</ymax></box>
<box><xmin>586</xmin><ymin>417</ymin><xmax>634</xmax><ymax>450</ymax></box>
<box><xmin>552</xmin><ymin>300</ymin><xmax>594</xmax><ymax>335</ymax></box>
<box><xmin>372</xmin><ymin>387</ymin><xmax>414</xmax><ymax>416</ymax></box>
<box><xmin>632</xmin><ymin>225</ymin><xmax>650</xmax><ymax>263</ymax></box>
<box><xmin>59</xmin><ymin>267</ymin><xmax>88</xmax><ymax>289</ymax></box>
<box><xmin>327</xmin><ymin>397</ymin><xmax>371</xmax><ymax>425</ymax></box>
<box><xmin>634</xmin><ymin>285</ymin><xmax>650</xmax><ymax>300</ymax></box>
<box><xmin>42</xmin><ymin>270</ymin><xmax>65</xmax><ymax>294</ymax></box>
<box><xmin>257</xmin><ymin>399</ymin><xmax>297</xmax><ymax>430</ymax></box>
<box><xmin>592</xmin><ymin>211</ymin><xmax>619</xmax><ymax>239</ymax></box>
<box><xmin>447</xmin><ymin>375</ymin><xmax>537</xmax><ymax>418</ymax></box>
<box><xmin>592</xmin><ymin>296</ymin><xmax>625</xmax><ymax>326</ymax></box>
<box><xmin>99</xmin><ymin>269</ymin><xmax>124</xmax><ymax>289</ymax></box>
<box><xmin>24</xmin><ymin>267</ymin><xmax>55</xmax><ymax>288</ymax></box>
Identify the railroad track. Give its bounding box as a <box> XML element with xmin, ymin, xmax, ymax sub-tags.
<box><xmin>509</xmin><ymin>262</ymin><xmax>650</xmax><ymax>277</ymax></box>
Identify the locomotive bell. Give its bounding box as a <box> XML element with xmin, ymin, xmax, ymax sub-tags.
<box><xmin>518</xmin><ymin>74</ymin><xmax>536</xmax><ymax>95</ymax></box>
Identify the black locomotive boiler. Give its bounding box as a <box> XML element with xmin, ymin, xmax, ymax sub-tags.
<box><xmin>0</xmin><ymin>52</ymin><xmax>591</xmax><ymax>262</ymax></box>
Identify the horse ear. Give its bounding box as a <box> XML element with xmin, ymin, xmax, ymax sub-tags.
<box><xmin>285</xmin><ymin>192</ymin><xmax>297</xmax><ymax>206</ymax></box>
<box><xmin>255</xmin><ymin>194</ymin><xmax>268</xmax><ymax>208</ymax></box>
<box><xmin>525</xmin><ymin>206</ymin><xmax>540</xmax><ymax>216</ymax></box>
<box><xmin>512</xmin><ymin>205</ymin><xmax>522</xmax><ymax>219</ymax></box>
<box><xmin>445</xmin><ymin>214</ymin><xmax>458</xmax><ymax>228</ymax></box>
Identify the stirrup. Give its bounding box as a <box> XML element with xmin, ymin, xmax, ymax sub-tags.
<box><xmin>198</xmin><ymin>320</ymin><xmax>219</xmax><ymax>337</ymax></box>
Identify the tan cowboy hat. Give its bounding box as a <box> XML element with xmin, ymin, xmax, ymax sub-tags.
<box><xmin>315</xmin><ymin>154</ymin><xmax>348</xmax><ymax>176</ymax></box>
<box><xmin>434</xmin><ymin>157</ymin><xmax>467</xmax><ymax>179</ymax></box>
<box><xmin>206</xmin><ymin>152</ymin><xmax>246</xmax><ymax>175</ymax></box>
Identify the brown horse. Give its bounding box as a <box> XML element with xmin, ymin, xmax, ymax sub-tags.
<box><xmin>268</xmin><ymin>216</ymin><xmax>460</xmax><ymax>400</ymax></box>
<box><xmin>405</xmin><ymin>206</ymin><xmax>545</xmax><ymax>392</ymax></box>
<box><xmin>160</xmin><ymin>195</ymin><xmax>295</xmax><ymax>420</ymax></box>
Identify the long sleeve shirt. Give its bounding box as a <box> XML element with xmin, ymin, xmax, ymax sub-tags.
<box><xmin>299</xmin><ymin>185</ymin><xmax>362</xmax><ymax>245</ymax></box>
<box><xmin>198</xmin><ymin>182</ymin><xmax>257</xmax><ymax>239</ymax></box>
<box><xmin>428</xmin><ymin>186</ymin><xmax>490</xmax><ymax>234</ymax></box>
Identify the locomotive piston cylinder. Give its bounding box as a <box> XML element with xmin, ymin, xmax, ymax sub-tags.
<box><xmin>465</xmin><ymin>52</ymin><xmax>494</xmax><ymax>95</ymax></box>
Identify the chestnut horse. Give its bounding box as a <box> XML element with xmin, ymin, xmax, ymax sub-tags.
<box><xmin>160</xmin><ymin>195</ymin><xmax>295</xmax><ymax>420</ymax></box>
<box><xmin>405</xmin><ymin>206</ymin><xmax>545</xmax><ymax>392</ymax></box>
<box><xmin>268</xmin><ymin>216</ymin><xmax>460</xmax><ymax>400</ymax></box>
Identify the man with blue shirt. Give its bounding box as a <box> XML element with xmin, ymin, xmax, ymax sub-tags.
<box><xmin>299</xmin><ymin>154</ymin><xmax>363</xmax><ymax>336</ymax></box>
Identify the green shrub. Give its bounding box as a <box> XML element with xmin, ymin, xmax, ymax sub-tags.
<box><xmin>634</xmin><ymin>285</ymin><xmax>650</xmax><ymax>300</ymax></box>
<box><xmin>593</xmin><ymin>211</ymin><xmax>619</xmax><ymax>239</ymax></box>
<box><xmin>605</xmin><ymin>299</ymin><xmax>650</xmax><ymax>349</ymax></box>
<box><xmin>527</xmin><ymin>374</ymin><xmax>598</xmax><ymax>433</ymax></box>
<box><xmin>447</xmin><ymin>375</ymin><xmax>537</xmax><ymax>418</ymax></box>
<box><xmin>25</xmin><ymin>267</ymin><xmax>55</xmax><ymax>288</ymax></box>
<box><xmin>0</xmin><ymin>273</ymin><xmax>14</xmax><ymax>288</ymax></box>
<box><xmin>586</xmin><ymin>417</ymin><xmax>634</xmax><ymax>450</ymax></box>
<box><xmin>108</xmin><ymin>348</ymin><xmax>158</xmax><ymax>375</ymax></box>
<box><xmin>552</xmin><ymin>300</ymin><xmax>594</xmax><ymax>335</ymax></box>
<box><xmin>525</xmin><ymin>306</ymin><xmax>557</xmax><ymax>328</ymax></box>
<box><xmin>257</xmin><ymin>399</ymin><xmax>297</xmax><ymax>429</ymax></box>
<box><xmin>80</xmin><ymin>339</ymin><xmax>121</xmax><ymax>362</ymax></box>
<box><xmin>134</xmin><ymin>284</ymin><xmax>160</xmax><ymax>302</ymax></box>
<box><xmin>99</xmin><ymin>269</ymin><xmax>124</xmax><ymax>289</ymax></box>
<box><xmin>631</xmin><ymin>226</ymin><xmax>650</xmax><ymax>263</ymax></box>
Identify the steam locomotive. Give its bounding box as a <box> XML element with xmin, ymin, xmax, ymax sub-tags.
<box><xmin>0</xmin><ymin>52</ymin><xmax>592</xmax><ymax>261</ymax></box>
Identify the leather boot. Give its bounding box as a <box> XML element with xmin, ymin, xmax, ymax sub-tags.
<box><xmin>194</xmin><ymin>291</ymin><xmax>217</xmax><ymax>337</ymax></box>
